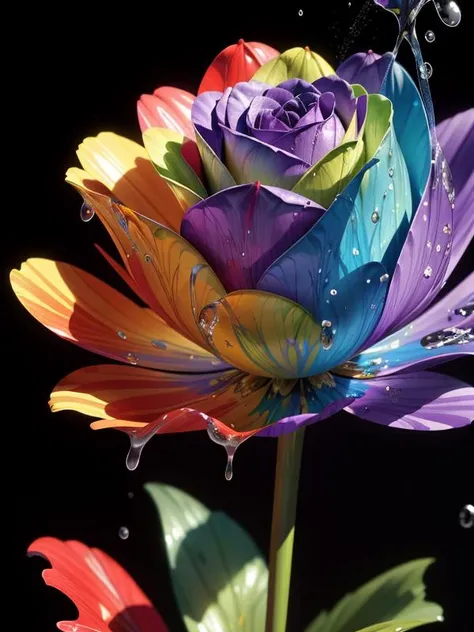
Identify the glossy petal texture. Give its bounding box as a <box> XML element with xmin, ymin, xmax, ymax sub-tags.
<box><xmin>337</xmin><ymin>51</ymin><xmax>392</xmax><ymax>95</ymax></box>
<box><xmin>194</xmin><ymin>127</ymin><xmax>236</xmax><ymax>193</ymax></box>
<box><xmin>198</xmin><ymin>40</ymin><xmax>279</xmax><ymax>94</ymax></box>
<box><xmin>181</xmin><ymin>183</ymin><xmax>325</xmax><ymax>292</ymax></box>
<box><xmin>63</xmin><ymin>190</ymin><xmax>227</xmax><ymax>350</ymax></box>
<box><xmin>252</xmin><ymin>47</ymin><xmax>334</xmax><ymax>85</ymax></box>
<box><xmin>437</xmin><ymin>109</ymin><xmax>474</xmax><ymax>279</ymax></box>
<box><xmin>146</xmin><ymin>484</ymin><xmax>268</xmax><ymax>632</ymax></box>
<box><xmin>198</xmin><ymin>290</ymin><xmax>324</xmax><ymax>378</ymax></box>
<box><xmin>338</xmin><ymin>53</ymin><xmax>431</xmax><ymax>209</ymax></box>
<box><xmin>258</xmin><ymin>166</ymin><xmax>390</xmax><ymax>372</ymax></box>
<box><xmin>363</xmin><ymin>148</ymin><xmax>454</xmax><ymax>347</ymax></box>
<box><xmin>137</xmin><ymin>86</ymin><xmax>195</xmax><ymax>138</ymax></box>
<box><xmin>346</xmin><ymin>372</ymin><xmax>474</xmax><ymax>430</ymax></box>
<box><xmin>50</xmin><ymin>364</ymin><xmax>365</xmax><ymax>434</ymax></box>
<box><xmin>339</xmin><ymin>272</ymin><xmax>473</xmax><ymax>377</ymax></box>
<box><xmin>76</xmin><ymin>132</ymin><xmax>184</xmax><ymax>231</ymax></box>
<box><xmin>28</xmin><ymin>537</ymin><xmax>167</xmax><ymax>632</ymax></box>
<box><xmin>142</xmin><ymin>127</ymin><xmax>207</xmax><ymax>210</ymax></box>
<box><xmin>10</xmin><ymin>259</ymin><xmax>218</xmax><ymax>373</ymax></box>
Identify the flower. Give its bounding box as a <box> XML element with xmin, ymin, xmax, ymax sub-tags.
<box><xmin>192</xmin><ymin>74</ymin><xmax>366</xmax><ymax>190</ymax></box>
<box><xmin>10</xmin><ymin>47</ymin><xmax>474</xmax><ymax>449</ymax></box>
<box><xmin>28</xmin><ymin>537</ymin><xmax>168</xmax><ymax>631</ymax></box>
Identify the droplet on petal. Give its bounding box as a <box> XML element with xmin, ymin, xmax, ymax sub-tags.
<box><xmin>151</xmin><ymin>339</ymin><xmax>167</xmax><ymax>350</ymax></box>
<box><xmin>371</xmin><ymin>210</ymin><xmax>380</xmax><ymax>223</ymax></box>
<box><xmin>126</xmin><ymin>353</ymin><xmax>138</xmax><ymax>365</ymax></box>
<box><xmin>207</xmin><ymin>420</ymin><xmax>248</xmax><ymax>481</ymax></box>
<box><xmin>117</xmin><ymin>331</ymin><xmax>127</xmax><ymax>340</ymax></box>
<box><xmin>423</xmin><ymin>266</ymin><xmax>433</xmax><ymax>278</ymax></box>
<box><xmin>80</xmin><ymin>202</ymin><xmax>95</xmax><ymax>222</ymax></box>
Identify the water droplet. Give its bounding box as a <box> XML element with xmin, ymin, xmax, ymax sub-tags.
<box><xmin>246</xmin><ymin>229</ymin><xmax>251</xmax><ymax>235</ymax></box>
<box><xmin>427</xmin><ymin>240</ymin><xmax>432</xmax><ymax>248</ymax></box>
<box><xmin>419</xmin><ymin>61</ymin><xmax>433</xmax><ymax>79</ymax></box>
<box><xmin>459</xmin><ymin>504</ymin><xmax>474</xmax><ymax>529</ymax></box>
<box><xmin>352</xmin><ymin>248</ymin><xmax>360</xmax><ymax>256</ymax></box>
<box><xmin>366</xmin><ymin>278</ymin><xmax>371</xmax><ymax>284</ymax></box>
<box><xmin>421</xmin><ymin>327</ymin><xmax>473</xmax><ymax>349</ymax></box>
<box><xmin>151</xmin><ymin>339</ymin><xmax>167</xmax><ymax>350</ymax></box>
<box><xmin>199</xmin><ymin>304</ymin><xmax>219</xmax><ymax>345</ymax></box>
<box><xmin>117</xmin><ymin>331</ymin><xmax>127</xmax><ymax>340</ymax></box>
<box><xmin>371</xmin><ymin>210</ymin><xmax>380</xmax><ymax>223</ymax></box>
<box><xmin>298</xmin><ymin>8</ymin><xmax>303</xmax><ymax>16</ymax></box>
<box><xmin>127</xmin><ymin>491</ymin><xmax>134</xmax><ymax>499</ymax></box>
<box><xmin>330</xmin><ymin>289</ymin><xmax>337</xmax><ymax>296</ymax></box>
<box><xmin>320</xmin><ymin>321</ymin><xmax>334</xmax><ymax>350</ymax></box>
<box><xmin>443</xmin><ymin>223</ymin><xmax>452</xmax><ymax>234</ymax></box>
<box><xmin>370</xmin><ymin>303</ymin><xmax>377</xmax><ymax>310</ymax></box>
<box><xmin>385</xmin><ymin>386</ymin><xmax>391</xmax><ymax>392</ymax></box>
<box><xmin>455</xmin><ymin>303</ymin><xmax>474</xmax><ymax>318</ymax></box>
<box><xmin>423</xmin><ymin>265</ymin><xmax>433</xmax><ymax>278</ymax></box>
<box><xmin>388</xmin><ymin>183</ymin><xmax>394</xmax><ymax>190</ymax></box>
<box><xmin>126</xmin><ymin>353</ymin><xmax>138</xmax><ymax>365</ymax></box>
<box><xmin>207</xmin><ymin>420</ymin><xmax>248</xmax><ymax>480</ymax></box>
<box><xmin>118</xmin><ymin>526</ymin><xmax>129</xmax><ymax>540</ymax></box>
<box><xmin>434</xmin><ymin>0</ymin><xmax>462</xmax><ymax>27</ymax></box>
<box><xmin>425</xmin><ymin>29</ymin><xmax>436</xmax><ymax>42</ymax></box>
<box><xmin>388</xmin><ymin>167</ymin><xmax>394</xmax><ymax>177</ymax></box>
<box><xmin>436</xmin><ymin>244</ymin><xmax>441</xmax><ymax>252</ymax></box>
<box><xmin>80</xmin><ymin>202</ymin><xmax>95</xmax><ymax>222</ymax></box>
<box><xmin>293</xmin><ymin>211</ymin><xmax>299</xmax><ymax>217</ymax></box>
<box><xmin>144</xmin><ymin>254</ymin><xmax>152</xmax><ymax>263</ymax></box>
<box><xmin>241</xmin><ymin>252</ymin><xmax>245</xmax><ymax>257</ymax></box>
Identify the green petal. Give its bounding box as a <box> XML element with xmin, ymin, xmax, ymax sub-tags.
<box><xmin>306</xmin><ymin>558</ymin><xmax>443</xmax><ymax>632</ymax></box>
<box><xmin>143</xmin><ymin>127</ymin><xmax>207</xmax><ymax>210</ymax></box>
<box><xmin>292</xmin><ymin>93</ymin><xmax>391</xmax><ymax>209</ymax></box>
<box><xmin>252</xmin><ymin>47</ymin><xmax>334</xmax><ymax>85</ymax></box>
<box><xmin>146</xmin><ymin>483</ymin><xmax>268</xmax><ymax>632</ymax></box>
<box><xmin>195</xmin><ymin>128</ymin><xmax>236</xmax><ymax>194</ymax></box>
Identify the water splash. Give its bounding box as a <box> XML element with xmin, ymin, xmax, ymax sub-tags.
<box><xmin>207</xmin><ymin>420</ymin><xmax>249</xmax><ymax>481</ymax></box>
<box><xmin>459</xmin><ymin>504</ymin><xmax>474</xmax><ymax>529</ymax></box>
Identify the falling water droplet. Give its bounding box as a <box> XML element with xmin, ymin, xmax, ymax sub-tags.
<box><xmin>298</xmin><ymin>8</ymin><xmax>303</xmax><ymax>16</ymax></box>
<box><xmin>425</xmin><ymin>29</ymin><xmax>436</xmax><ymax>42</ymax></box>
<box><xmin>207</xmin><ymin>420</ymin><xmax>248</xmax><ymax>481</ymax></box>
<box><xmin>117</xmin><ymin>331</ymin><xmax>127</xmax><ymax>340</ymax></box>
<box><xmin>433</xmin><ymin>0</ymin><xmax>462</xmax><ymax>27</ymax></box>
<box><xmin>80</xmin><ymin>202</ymin><xmax>95</xmax><ymax>222</ymax></box>
<box><xmin>320</xmin><ymin>320</ymin><xmax>334</xmax><ymax>350</ymax></box>
<box><xmin>423</xmin><ymin>265</ymin><xmax>433</xmax><ymax>278</ymax></box>
<box><xmin>118</xmin><ymin>526</ymin><xmax>129</xmax><ymax>540</ymax></box>
<box><xmin>459</xmin><ymin>504</ymin><xmax>474</xmax><ymax>529</ymax></box>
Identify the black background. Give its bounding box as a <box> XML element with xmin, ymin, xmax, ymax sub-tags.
<box><xmin>9</xmin><ymin>1</ymin><xmax>473</xmax><ymax>630</ymax></box>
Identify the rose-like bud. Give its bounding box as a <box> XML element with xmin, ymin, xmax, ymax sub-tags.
<box><xmin>192</xmin><ymin>75</ymin><xmax>363</xmax><ymax>190</ymax></box>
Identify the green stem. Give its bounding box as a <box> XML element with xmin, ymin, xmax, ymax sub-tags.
<box><xmin>265</xmin><ymin>428</ymin><xmax>306</xmax><ymax>632</ymax></box>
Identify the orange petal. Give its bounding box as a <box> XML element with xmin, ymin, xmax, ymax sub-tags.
<box><xmin>66</xmin><ymin>171</ymin><xmax>226</xmax><ymax>349</ymax></box>
<box><xmin>198</xmin><ymin>290</ymin><xmax>322</xmax><ymax>378</ymax></box>
<box><xmin>11</xmin><ymin>258</ymin><xmax>219</xmax><ymax>372</ymax></box>
<box><xmin>28</xmin><ymin>537</ymin><xmax>168</xmax><ymax>632</ymax></box>
<box><xmin>137</xmin><ymin>86</ymin><xmax>195</xmax><ymax>138</ymax></box>
<box><xmin>76</xmin><ymin>132</ymin><xmax>183</xmax><ymax>231</ymax></box>
<box><xmin>198</xmin><ymin>40</ymin><xmax>279</xmax><ymax>93</ymax></box>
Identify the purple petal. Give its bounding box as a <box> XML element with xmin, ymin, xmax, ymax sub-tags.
<box><xmin>181</xmin><ymin>183</ymin><xmax>325</xmax><ymax>291</ymax></box>
<box><xmin>263</xmin><ymin>87</ymin><xmax>296</xmax><ymax>105</ymax></box>
<box><xmin>437</xmin><ymin>109</ymin><xmax>474</xmax><ymax>280</ymax></box>
<box><xmin>225</xmin><ymin>81</ymin><xmax>268</xmax><ymax>131</ymax></box>
<box><xmin>362</xmin><ymin>147</ymin><xmax>454</xmax><ymax>347</ymax></box>
<box><xmin>346</xmin><ymin>372</ymin><xmax>474</xmax><ymax>430</ymax></box>
<box><xmin>337</xmin><ymin>51</ymin><xmax>393</xmax><ymax>94</ymax></box>
<box><xmin>343</xmin><ymin>272</ymin><xmax>473</xmax><ymax>376</ymax></box>
<box><xmin>277</xmin><ymin>78</ymin><xmax>318</xmax><ymax>96</ymax></box>
<box><xmin>313</xmin><ymin>75</ymin><xmax>357</xmax><ymax>128</ymax></box>
<box><xmin>221</xmin><ymin>125</ymin><xmax>310</xmax><ymax>187</ymax></box>
<box><xmin>192</xmin><ymin>91</ymin><xmax>223</xmax><ymax>157</ymax></box>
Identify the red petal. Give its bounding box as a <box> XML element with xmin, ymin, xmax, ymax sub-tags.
<box><xmin>180</xmin><ymin>139</ymin><xmax>205</xmax><ymax>182</ymax></box>
<box><xmin>28</xmin><ymin>537</ymin><xmax>168</xmax><ymax>632</ymax></box>
<box><xmin>198</xmin><ymin>40</ymin><xmax>279</xmax><ymax>94</ymax></box>
<box><xmin>137</xmin><ymin>87</ymin><xmax>195</xmax><ymax>138</ymax></box>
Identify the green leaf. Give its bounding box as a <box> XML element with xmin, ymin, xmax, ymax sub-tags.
<box><xmin>306</xmin><ymin>559</ymin><xmax>443</xmax><ymax>632</ymax></box>
<box><xmin>146</xmin><ymin>483</ymin><xmax>268</xmax><ymax>632</ymax></box>
<box><xmin>143</xmin><ymin>127</ymin><xmax>207</xmax><ymax>210</ymax></box>
<box><xmin>252</xmin><ymin>47</ymin><xmax>335</xmax><ymax>85</ymax></box>
<box><xmin>195</xmin><ymin>128</ymin><xmax>236</xmax><ymax>194</ymax></box>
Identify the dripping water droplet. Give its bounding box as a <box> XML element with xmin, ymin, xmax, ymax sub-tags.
<box><xmin>118</xmin><ymin>526</ymin><xmax>129</xmax><ymax>540</ymax></box>
<box><xmin>459</xmin><ymin>504</ymin><xmax>474</xmax><ymax>529</ymax></box>
<box><xmin>434</xmin><ymin>0</ymin><xmax>462</xmax><ymax>27</ymax></box>
<box><xmin>425</xmin><ymin>29</ymin><xmax>436</xmax><ymax>42</ymax></box>
<box><xmin>80</xmin><ymin>202</ymin><xmax>95</xmax><ymax>222</ymax></box>
<box><xmin>207</xmin><ymin>420</ymin><xmax>248</xmax><ymax>481</ymax></box>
